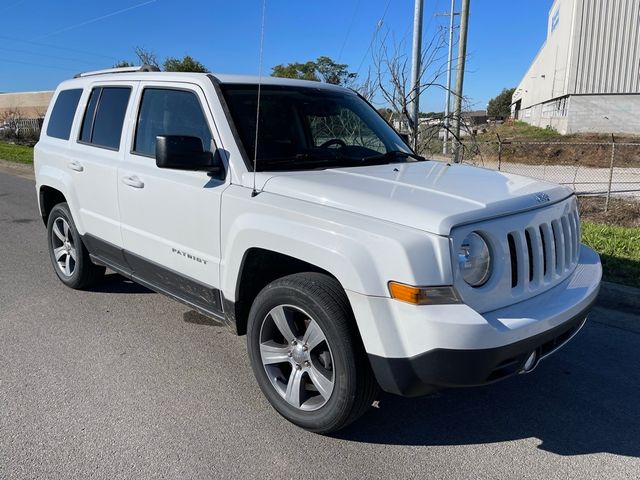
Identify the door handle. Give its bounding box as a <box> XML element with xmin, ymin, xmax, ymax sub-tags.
<box><xmin>122</xmin><ymin>175</ymin><xmax>144</xmax><ymax>189</ymax></box>
<box><xmin>68</xmin><ymin>161</ymin><xmax>84</xmax><ymax>172</ymax></box>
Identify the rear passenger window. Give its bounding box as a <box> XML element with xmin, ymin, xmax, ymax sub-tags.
<box><xmin>46</xmin><ymin>89</ymin><xmax>82</xmax><ymax>140</ymax></box>
<box><xmin>79</xmin><ymin>89</ymin><xmax>99</xmax><ymax>143</ymax></box>
<box><xmin>133</xmin><ymin>88</ymin><xmax>213</xmax><ymax>157</ymax></box>
<box><xmin>79</xmin><ymin>87</ymin><xmax>131</xmax><ymax>150</ymax></box>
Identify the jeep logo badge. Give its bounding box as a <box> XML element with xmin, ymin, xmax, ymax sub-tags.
<box><xmin>534</xmin><ymin>192</ymin><xmax>551</xmax><ymax>204</ymax></box>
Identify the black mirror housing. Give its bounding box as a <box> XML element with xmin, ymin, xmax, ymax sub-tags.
<box><xmin>155</xmin><ymin>135</ymin><xmax>224</xmax><ymax>177</ymax></box>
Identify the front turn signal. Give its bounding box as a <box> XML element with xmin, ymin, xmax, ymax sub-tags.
<box><xmin>388</xmin><ymin>282</ymin><xmax>461</xmax><ymax>305</ymax></box>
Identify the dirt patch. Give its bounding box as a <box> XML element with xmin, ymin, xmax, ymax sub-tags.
<box><xmin>578</xmin><ymin>196</ymin><xmax>640</xmax><ymax>228</ymax></box>
<box><xmin>460</xmin><ymin>141</ymin><xmax>640</xmax><ymax>169</ymax></box>
<box><xmin>0</xmin><ymin>158</ymin><xmax>34</xmax><ymax>180</ymax></box>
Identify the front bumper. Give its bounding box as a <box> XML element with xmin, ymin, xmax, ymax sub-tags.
<box><xmin>368</xmin><ymin>302</ymin><xmax>591</xmax><ymax>396</ymax></box>
<box><xmin>347</xmin><ymin>245</ymin><xmax>601</xmax><ymax>397</ymax></box>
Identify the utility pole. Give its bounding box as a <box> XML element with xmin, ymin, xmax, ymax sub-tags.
<box><xmin>409</xmin><ymin>0</ymin><xmax>424</xmax><ymax>151</ymax></box>
<box><xmin>452</xmin><ymin>0</ymin><xmax>470</xmax><ymax>163</ymax></box>
<box><xmin>441</xmin><ymin>0</ymin><xmax>457</xmax><ymax>155</ymax></box>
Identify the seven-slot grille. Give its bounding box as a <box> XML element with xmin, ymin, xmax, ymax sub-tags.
<box><xmin>451</xmin><ymin>197</ymin><xmax>582</xmax><ymax>314</ymax></box>
<box><xmin>506</xmin><ymin>208</ymin><xmax>581</xmax><ymax>292</ymax></box>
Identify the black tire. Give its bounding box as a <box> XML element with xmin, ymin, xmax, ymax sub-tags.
<box><xmin>247</xmin><ymin>272</ymin><xmax>379</xmax><ymax>433</ymax></box>
<box><xmin>47</xmin><ymin>202</ymin><xmax>105</xmax><ymax>289</ymax></box>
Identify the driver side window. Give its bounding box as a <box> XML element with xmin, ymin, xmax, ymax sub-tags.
<box><xmin>308</xmin><ymin>107</ymin><xmax>386</xmax><ymax>153</ymax></box>
<box><xmin>133</xmin><ymin>88</ymin><xmax>213</xmax><ymax>157</ymax></box>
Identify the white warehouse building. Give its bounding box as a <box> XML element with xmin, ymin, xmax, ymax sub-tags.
<box><xmin>512</xmin><ymin>0</ymin><xmax>640</xmax><ymax>135</ymax></box>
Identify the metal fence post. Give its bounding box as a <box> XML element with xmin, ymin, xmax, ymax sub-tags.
<box><xmin>605</xmin><ymin>134</ymin><xmax>615</xmax><ymax>213</ymax></box>
<box><xmin>496</xmin><ymin>133</ymin><xmax>503</xmax><ymax>171</ymax></box>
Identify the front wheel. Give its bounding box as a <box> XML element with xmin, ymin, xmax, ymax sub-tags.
<box><xmin>247</xmin><ymin>272</ymin><xmax>378</xmax><ymax>433</ymax></box>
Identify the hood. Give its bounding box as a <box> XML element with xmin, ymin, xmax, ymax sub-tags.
<box><xmin>243</xmin><ymin>161</ymin><xmax>573</xmax><ymax>235</ymax></box>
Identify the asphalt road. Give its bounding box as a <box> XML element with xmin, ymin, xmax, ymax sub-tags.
<box><xmin>1</xmin><ymin>170</ymin><xmax>640</xmax><ymax>479</ymax></box>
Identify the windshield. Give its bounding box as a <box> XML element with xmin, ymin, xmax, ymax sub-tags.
<box><xmin>220</xmin><ymin>84</ymin><xmax>416</xmax><ymax>171</ymax></box>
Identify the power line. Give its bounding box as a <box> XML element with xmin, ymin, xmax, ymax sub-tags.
<box><xmin>0</xmin><ymin>0</ymin><xmax>25</xmax><ymax>14</ymax></box>
<box><xmin>354</xmin><ymin>0</ymin><xmax>392</xmax><ymax>76</ymax></box>
<box><xmin>0</xmin><ymin>35</ymin><xmax>120</xmax><ymax>61</ymax></box>
<box><xmin>337</xmin><ymin>0</ymin><xmax>362</xmax><ymax>62</ymax></box>
<box><xmin>32</xmin><ymin>0</ymin><xmax>158</xmax><ymax>41</ymax></box>
<box><xmin>0</xmin><ymin>57</ymin><xmax>81</xmax><ymax>72</ymax></box>
<box><xmin>0</xmin><ymin>46</ymin><xmax>104</xmax><ymax>67</ymax></box>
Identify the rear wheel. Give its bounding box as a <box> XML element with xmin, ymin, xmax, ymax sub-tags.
<box><xmin>47</xmin><ymin>203</ymin><xmax>105</xmax><ymax>289</ymax></box>
<box><xmin>247</xmin><ymin>272</ymin><xmax>378</xmax><ymax>433</ymax></box>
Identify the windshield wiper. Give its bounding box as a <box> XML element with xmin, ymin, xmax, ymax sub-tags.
<box><xmin>361</xmin><ymin>150</ymin><xmax>426</xmax><ymax>163</ymax></box>
<box><xmin>256</xmin><ymin>155</ymin><xmax>344</xmax><ymax>171</ymax></box>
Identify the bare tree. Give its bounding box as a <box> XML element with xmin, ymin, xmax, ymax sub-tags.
<box><xmin>369</xmin><ymin>27</ymin><xmax>474</xmax><ymax>157</ymax></box>
<box><xmin>351</xmin><ymin>67</ymin><xmax>378</xmax><ymax>103</ymax></box>
<box><xmin>0</xmin><ymin>107</ymin><xmax>21</xmax><ymax>139</ymax></box>
<box><xmin>134</xmin><ymin>46</ymin><xmax>159</xmax><ymax>68</ymax></box>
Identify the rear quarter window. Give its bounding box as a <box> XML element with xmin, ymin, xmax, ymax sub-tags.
<box><xmin>78</xmin><ymin>87</ymin><xmax>131</xmax><ymax>150</ymax></box>
<box><xmin>46</xmin><ymin>89</ymin><xmax>83</xmax><ymax>140</ymax></box>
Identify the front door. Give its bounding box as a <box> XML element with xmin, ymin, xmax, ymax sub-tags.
<box><xmin>117</xmin><ymin>82</ymin><xmax>227</xmax><ymax>315</ymax></box>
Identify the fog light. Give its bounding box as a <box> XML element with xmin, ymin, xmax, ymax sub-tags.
<box><xmin>523</xmin><ymin>351</ymin><xmax>538</xmax><ymax>372</ymax></box>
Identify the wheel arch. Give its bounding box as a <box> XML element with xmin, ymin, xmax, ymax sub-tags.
<box><xmin>227</xmin><ymin>248</ymin><xmax>343</xmax><ymax>336</ymax></box>
<box><xmin>39</xmin><ymin>185</ymin><xmax>68</xmax><ymax>225</ymax></box>
<box><xmin>36</xmin><ymin>164</ymin><xmax>84</xmax><ymax>233</ymax></box>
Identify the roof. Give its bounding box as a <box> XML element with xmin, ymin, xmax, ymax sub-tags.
<box><xmin>59</xmin><ymin>67</ymin><xmax>352</xmax><ymax>94</ymax></box>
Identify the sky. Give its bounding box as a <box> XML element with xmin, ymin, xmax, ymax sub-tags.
<box><xmin>0</xmin><ymin>0</ymin><xmax>553</xmax><ymax>112</ymax></box>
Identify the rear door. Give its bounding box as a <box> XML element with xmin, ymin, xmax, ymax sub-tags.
<box><xmin>117</xmin><ymin>82</ymin><xmax>227</xmax><ymax>315</ymax></box>
<box><xmin>67</xmin><ymin>81</ymin><xmax>137</xmax><ymax>266</ymax></box>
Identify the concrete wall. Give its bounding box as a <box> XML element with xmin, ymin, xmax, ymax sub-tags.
<box><xmin>567</xmin><ymin>94</ymin><xmax>640</xmax><ymax>134</ymax></box>
<box><xmin>517</xmin><ymin>103</ymin><xmax>569</xmax><ymax>134</ymax></box>
<box><xmin>0</xmin><ymin>91</ymin><xmax>54</xmax><ymax>119</ymax></box>
<box><xmin>519</xmin><ymin>94</ymin><xmax>640</xmax><ymax>134</ymax></box>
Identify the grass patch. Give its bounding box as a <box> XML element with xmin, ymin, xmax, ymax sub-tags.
<box><xmin>477</xmin><ymin>121</ymin><xmax>564</xmax><ymax>141</ymax></box>
<box><xmin>0</xmin><ymin>141</ymin><xmax>34</xmax><ymax>164</ymax></box>
<box><xmin>582</xmin><ymin>222</ymin><xmax>640</xmax><ymax>288</ymax></box>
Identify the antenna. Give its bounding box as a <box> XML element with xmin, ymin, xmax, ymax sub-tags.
<box><xmin>251</xmin><ymin>0</ymin><xmax>267</xmax><ymax>198</ymax></box>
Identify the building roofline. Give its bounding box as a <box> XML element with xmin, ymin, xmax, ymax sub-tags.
<box><xmin>0</xmin><ymin>90</ymin><xmax>54</xmax><ymax>95</ymax></box>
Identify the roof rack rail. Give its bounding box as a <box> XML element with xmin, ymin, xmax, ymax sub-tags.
<box><xmin>73</xmin><ymin>64</ymin><xmax>160</xmax><ymax>78</ymax></box>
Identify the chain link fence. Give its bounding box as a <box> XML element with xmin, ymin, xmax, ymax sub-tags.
<box><xmin>440</xmin><ymin>139</ymin><xmax>640</xmax><ymax>219</ymax></box>
<box><xmin>0</xmin><ymin>117</ymin><xmax>43</xmax><ymax>145</ymax></box>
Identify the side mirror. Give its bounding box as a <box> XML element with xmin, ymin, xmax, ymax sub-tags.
<box><xmin>399</xmin><ymin>133</ymin><xmax>410</xmax><ymax>145</ymax></box>
<box><xmin>155</xmin><ymin>135</ymin><xmax>224</xmax><ymax>177</ymax></box>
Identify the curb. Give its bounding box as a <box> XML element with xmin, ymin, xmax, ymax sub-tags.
<box><xmin>596</xmin><ymin>281</ymin><xmax>640</xmax><ymax>312</ymax></box>
<box><xmin>0</xmin><ymin>159</ymin><xmax>34</xmax><ymax>180</ymax></box>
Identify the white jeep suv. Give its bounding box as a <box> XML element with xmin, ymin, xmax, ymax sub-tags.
<box><xmin>34</xmin><ymin>66</ymin><xmax>602</xmax><ymax>433</ymax></box>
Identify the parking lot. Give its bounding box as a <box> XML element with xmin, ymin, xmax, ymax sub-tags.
<box><xmin>1</xmin><ymin>170</ymin><xmax>640</xmax><ymax>479</ymax></box>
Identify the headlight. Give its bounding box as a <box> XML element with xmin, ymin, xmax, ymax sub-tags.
<box><xmin>458</xmin><ymin>232</ymin><xmax>491</xmax><ymax>287</ymax></box>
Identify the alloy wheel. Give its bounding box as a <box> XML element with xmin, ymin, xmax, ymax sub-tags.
<box><xmin>259</xmin><ymin>304</ymin><xmax>335</xmax><ymax>411</ymax></box>
<box><xmin>51</xmin><ymin>217</ymin><xmax>77</xmax><ymax>277</ymax></box>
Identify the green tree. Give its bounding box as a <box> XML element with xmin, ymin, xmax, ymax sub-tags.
<box><xmin>113</xmin><ymin>60</ymin><xmax>134</xmax><ymax>68</ymax></box>
<box><xmin>315</xmin><ymin>56</ymin><xmax>356</xmax><ymax>85</ymax></box>
<box><xmin>487</xmin><ymin>87</ymin><xmax>516</xmax><ymax>117</ymax></box>
<box><xmin>163</xmin><ymin>55</ymin><xmax>208</xmax><ymax>73</ymax></box>
<box><xmin>272</xmin><ymin>61</ymin><xmax>319</xmax><ymax>81</ymax></box>
<box><xmin>271</xmin><ymin>56</ymin><xmax>355</xmax><ymax>86</ymax></box>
